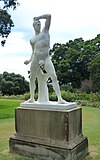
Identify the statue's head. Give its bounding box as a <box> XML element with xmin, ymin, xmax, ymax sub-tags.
<box><xmin>33</xmin><ymin>19</ymin><xmax>41</xmax><ymax>33</ymax></box>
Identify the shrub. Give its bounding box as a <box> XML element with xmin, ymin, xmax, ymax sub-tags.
<box><xmin>24</xmin><ymin>92</ymin><xmax>38</xmax><ymax>101</ymax></box>
<box><xmin>61</xmin><ymin>84</ymin><xmax>74</xmax><ymax>92</ymax></box>
<box><xmin>49</xmin><ymin>92</ymin><xmax>57</xmax><ymax>101</ymax></box>
<box><xmin>24</xmin><ymin>92</ymin><xmax>30</xmax><ymax>100</ymax></box>
<box><xmin>0</xmin><ymin>90</ymin><xmax>100</xmax><ymax>108</ymax></box>
<box><xmin>61</xmin><ymin>91</ymin><xmax>76</xmax><ymax>102</ymax></box>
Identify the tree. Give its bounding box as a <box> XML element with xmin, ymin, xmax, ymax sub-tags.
<box><xmin>88</xmin><ymin>54</ymin><xmax>100</xmax><ymax>92</ymax></box>
<box><xmin>0</xmin><ymin>72</ymin><xmax>29</xmax><ymax>95</ymax></box>
<box><xmin>1</xmin><ymin>79</ymin><xmax>14</xmax><ymax>95</ymax></box>
<box><xmin>0</xmin><ymin>0</ymin><xmax>19</xmax><ymax>46</ymax></box>
<box><xmin>50</xmin><ymin>35</ymin><xmax>100</xmax><ymax>88</ymax></box>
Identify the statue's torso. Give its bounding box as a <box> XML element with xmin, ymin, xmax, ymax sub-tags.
<box><xmin>30</xmin><ymin>31</ymin><xmax>50</xmax><ymax>60</ymax></box>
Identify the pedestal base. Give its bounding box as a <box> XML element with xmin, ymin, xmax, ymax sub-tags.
<box><xmin>9</xmin><ymin>102</ymin><xmax>88</xmax><ymax>160</ymax></box>
<box><xmin>9</xmin><ymin>136</ymin><xmax>88</xmax><ymax>160</ymax></box>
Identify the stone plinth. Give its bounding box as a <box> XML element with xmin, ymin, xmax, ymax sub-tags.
<box><xmin>9</xmin><ymin>102</ymin><xmax>88</xmax><ymax>160</ymax></box>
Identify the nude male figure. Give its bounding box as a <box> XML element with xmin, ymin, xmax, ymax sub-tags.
<box><xmin>24</xmin><ymin>14</ymin><xmax>67</xmax><ymax>104</ymax></box>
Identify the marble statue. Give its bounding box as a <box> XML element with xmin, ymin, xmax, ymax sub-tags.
<box><xmin>24</xmin><ymin>14</ymin><xmax>67</xmax><ymax>104</ymax></box>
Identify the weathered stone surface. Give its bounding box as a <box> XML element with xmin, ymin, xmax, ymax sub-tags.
<box><xmin>9</xmin><ymin>104</ymin><xmax>88</xmax><ymax>160</ymax></box>
<box><xmin>9</xmin><ymin>136</ymin><xmax>88</xmax><ymax>160</ymax></box>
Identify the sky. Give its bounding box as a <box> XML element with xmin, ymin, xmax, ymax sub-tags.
<box><xmin>0</xmin><ymin>0</ymin><xmax>100</xmax><ymax>81</ymax></box>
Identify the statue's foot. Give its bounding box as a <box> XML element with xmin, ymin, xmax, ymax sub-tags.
<box><xmin>25</xmin><ymin>99</ymin><xmax>35</xmax><ymax>103</ymax></box>
<box><xmin>58</xmin><ymin>98</ymin><xmax>68</xmax><ymax>104</ymax></box>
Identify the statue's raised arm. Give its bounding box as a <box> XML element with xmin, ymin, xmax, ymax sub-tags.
<box><xmin>33</xmin><ymin>14</ymin><xmax>51</xmax><ymax>32</ymax></box>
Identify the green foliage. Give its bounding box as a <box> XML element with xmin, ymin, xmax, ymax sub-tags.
<box><xmin>0</xmin><ymin>71</ymin><xmax>29</xmax><ymax>96</ymax></box>
<box><xmin>50</xmin><ymin>35</ymin><xmax>100</xmax><ymax>90</ymax></box>
<box><xmin>0</xmin><ymin>9</ymin><xmax>14</xmax><ymax>46</ymax></box>
<box><xmin>0</xmin><ymin>90</ymin><xmax>100</xmax><ymax>108</ymax></box>
<box><xmin>0</xmin><ymin>94</ymin><xmax>26</xmax><ymax>100</ymax></box>
<box><xmin>49</xmin><ymin>91</ymin><xmax>100</xmax><ymax>108</ymax></box>
<box><xmin>2</xmin><ymin>0</ymin><xmax>19</xmax><ymax>9</ymax></box>
<box><xmin>46</xmin><ymin>90</ymin><xmax>100</xmax><ymax>108</ymax></box>
<box><xmin>49</xmin><ymin>92</ymin><xmax>57</xmax><ymax>101</ymax></box>
<box><xmin>0</xmin><ymin>0</ymin><xmax>19</xmax><ymax>46</ymax></box>
<box><xmin>61</xmin><ymin>90</ymin><xmax>76</xmax><ymax>102</ymax></box>
<box><xmin>88</xmin><ymin>54</ymin><xmax>100</xmax><ymax>92</ymax></box>
<box><xmin>80</xmin><ymin>100</ymin><xmax>100</xmax><ymax>108</ymax></box>
<box><xmin>61</xmin><ymin>83</ymin><xmax>74</xmax><ymax>92</ymax></box>
<box><xmin>24</xmin><ymin>92</ymin><xmax>30</xmax><ymax>100</ymax></box>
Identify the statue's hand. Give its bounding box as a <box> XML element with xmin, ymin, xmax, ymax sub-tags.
<box><xmin>24</xmin><ymin>60</ymin><xmax>30</xmax><ymax>65</ymax></box>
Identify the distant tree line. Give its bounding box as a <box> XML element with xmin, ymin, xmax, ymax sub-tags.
<box><xmin>50</xmin><ymin>34</ymin><xmax>100</xmax><ymax>93</ymax></box>
<box><xmin>0</xmin><ymin>72</ymin><xmax>29</xmax><ymax>95</ymax></box>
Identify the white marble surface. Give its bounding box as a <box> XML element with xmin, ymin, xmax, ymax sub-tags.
<box><xmin>24</xmin><ymin>14</ymin><xmax>68</xmax><ymax>104</ymax></box>
<box><xmin>20</xmin><ymin>101</ymin><xmax>77</xmax><ymax>110</ymax></box>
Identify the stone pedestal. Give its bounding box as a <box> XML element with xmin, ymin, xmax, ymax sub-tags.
<box><xmin>9</xmin><ymin>102</ymin><xmax>88</xmax><ymax>160</ymax></box>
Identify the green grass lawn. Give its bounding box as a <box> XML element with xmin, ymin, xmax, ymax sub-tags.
<box><xmin>82</xmin><ymin>107</ymin><xmax>100</xmax><ymax>160</ymax></box>
<box><xmin>0</xmin><ymin>99</ymin><xmax>100</xmax><ymax>160</ymax></box>
<box><xmin>0</xmin><ymin>118</ymin><xmax>34</xmax><ymax>160</ymax></box>
<box><xmin>0</xmin><ymin>99</ymin><xmax>23</xmax><ymax>119</ymax></box>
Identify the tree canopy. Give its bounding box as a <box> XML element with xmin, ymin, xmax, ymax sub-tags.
<box><xmin>0</xmin><ymin>0</ymin><xmax>19</xmax><ymax>46</ymax></box>
<box><xmin>0</xmin><ymin>71</ymin><xmax>29</xmax><ymax>95</ymax></box>
<box><xmin>88</xmin><ymin>54</ymin><xmax>100</xmax><ymax>92</ymax></box>
<box><xmin>50</xmin><ymin>34</ymin><xmax>100</xmax><ymax>91</ymax></box>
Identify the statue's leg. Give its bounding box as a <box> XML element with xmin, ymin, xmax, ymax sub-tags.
<box><xmin>28</xmin><ymin>59</ymin><xmax>39</xmax><ymax>102</ymax></box>
<box><xmin>29</xmin><ymin>76</ymin><xmax>36</xmax><ymax>102</ymax></box>
<box><xmin>45</xmin><ymin>58</ymin><xmax>67</xmax><ymax>104</ymax></box>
